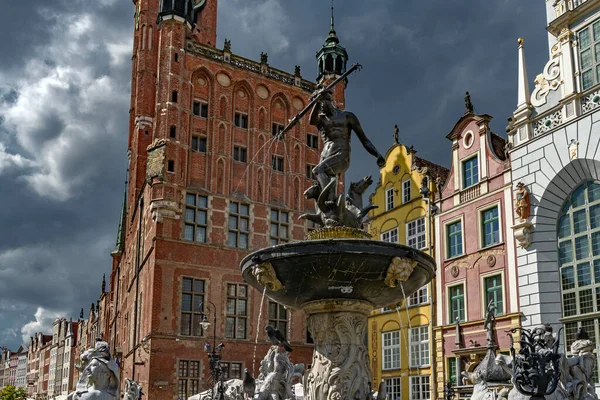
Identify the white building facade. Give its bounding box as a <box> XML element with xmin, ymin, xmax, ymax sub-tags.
<box><xmin>15</xmin><ymin>351</ymin><xmax>27</xmax><ymax>389</ymax></box>
<box><xmin>509</xmin><ymin>0</ymin><xmax>600</xmax><ymax>384</ymax></box>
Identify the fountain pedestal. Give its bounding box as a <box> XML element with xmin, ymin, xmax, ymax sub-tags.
<box><xmin>303</xmin><ymin>300</ymin><xmax>372</xmax><ymax>400</ymax></box>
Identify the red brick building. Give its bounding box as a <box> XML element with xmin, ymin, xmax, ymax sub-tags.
<box><xmin>107</xmin><ymin>1</ymin><xmax>350</xmax><ymax>398</ymax></box>
<box><xmin>432</xmin><ymin>106</ymin><xmax>520</xmax><ymax>397</ymax></box>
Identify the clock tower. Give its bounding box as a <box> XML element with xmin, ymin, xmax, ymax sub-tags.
<box><xmin>109</xmin><ymin>0</ymin><xmax>329</xmax><ymax>398</ymax></box>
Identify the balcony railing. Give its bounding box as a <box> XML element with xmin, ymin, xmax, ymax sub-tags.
<box><xmin>555</xmin><ymin>0</ymin><xmax>589</xmax><ymax>17</ymax></box>
<box><xmin>460</xmin><ymin>184</ymin><xmax>481</xmax><ymax>203</ymax></box>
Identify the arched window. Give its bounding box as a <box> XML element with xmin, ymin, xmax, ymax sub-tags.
<box><xmin>558</xmin><ymin>181</ymin><xmax>600</xmax><ymax>348</ymax></box>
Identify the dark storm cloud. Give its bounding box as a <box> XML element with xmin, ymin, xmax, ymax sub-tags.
<box><xmin>0</xmin><ymin>0</ymin><xmax>550</xmax><ymax>349</ymax></box>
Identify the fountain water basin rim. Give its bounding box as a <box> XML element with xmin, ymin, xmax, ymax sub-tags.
<box><xmin>240</xmin><ymin>239</ymin><xmax>436</xmax><ymax>309</ymax></box>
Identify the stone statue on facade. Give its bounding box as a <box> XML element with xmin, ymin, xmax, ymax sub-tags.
<box><xmin>515</xmin><ymin>182</ymin><xmax>530</xmax><ymax>221</ymax></box>
<box><xmin>67</xmin><ymin>340</ymin><xmax>119</xmax><ymax>400</ymax></box>
<box><xmin>393</xmin><ymin>124</ymin><xmax>399</xmax><ymax>144</ymax></box>
<box><xmin>299</xmin><ymin>88</ymin><xmax>384</xmax><ymax>229</ymax></box>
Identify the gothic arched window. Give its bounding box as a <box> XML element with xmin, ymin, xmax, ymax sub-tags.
<box><xmin>558</xmin><ymin>181</ymin><xmax>600</xmax><ymax>348</ymax></box>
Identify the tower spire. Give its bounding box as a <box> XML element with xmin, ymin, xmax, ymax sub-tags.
<box><xmin>516</xmin><ymin>38</ymin><xmax>530</xmax><ymax>111</ymax></box>
<box><xmin>330</xmin><ymin>0</ymin><xmax>335</xmax><ymax>35</ymax></box>
<box><xmin>316</xmin><ymin>0</ymin><xmax>347</xmax><ymax>82</ymax></box>
<box><xmin>112</xmin><ymin>172</ymin><xmax>128</xmax><ymax>256</ymax></box>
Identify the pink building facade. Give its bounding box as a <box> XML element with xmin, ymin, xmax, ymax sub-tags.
<box><xmin>433</xmin><ymin>110</ymin><xmax>520</xmax><ymax>394</ymax></box>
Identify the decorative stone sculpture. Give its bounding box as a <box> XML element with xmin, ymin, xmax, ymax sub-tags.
<box><xmin>123</xmin><ymin>379</ymin><xmax>143</xmax><ymax>400</ymax></box>
<box><xmin>252</xmin><ymin>262</ymin><xmax>284</xmax><ymax>291</ymax></box>
<box><xmin>564</xmin><ymin>329</ymin><xmax>598</xmax><ymax>400</ymax></box>
<box><xmin>515</xmin><ymin>182</ymin><xmax>530</xmax><ymax>221</ymax></box>
<box><xmin>255</xmin><ymin>346</ymin><xmax>295</xmax><ymax>400</ymax></box>
<box><xmin>465</xmin><ymin>91</ymin><xmax>474</xmax><ymax>114</ymax></box>
<box><xmin>67</xmin><ymin>340</ymin><xmax>119</xmax><ymax>400</ymax></box>
<box><xmin>297</xmin><ymin>86</ymin><xmax>384</xmax><ymax>229</ymax></box>
<box><xmin>384</xmin><ymin>257</ymin><xmax>416</xmax><ymax>288</ymax></box>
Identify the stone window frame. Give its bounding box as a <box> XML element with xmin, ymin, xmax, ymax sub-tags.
<box><xmin>558</xmin><ymin>181</ymin><xmax>600</xmax><ymax>320</ymax></box>
<box><xmin>409</xmin><ymin>375</ymin><xmax>431</xmax><ymax>400</ymax></box>
<box><xmin>480</xmin><ymin>271</ymin><xmax>505</xmax><ymax>317</ymax></box>
<box><xmin>447</xmin><ymin>280</ymin><xmax>467</xmax><ymax>324</ymax></box>
<box><xmin>385</xmin><ymin>186</ymin><xmax>395</xmax><ymax>211</ymax></box>
<box><xmin>406</xmin><ymin>216</ymin><xmax>426</xmax><ymax>250</ymax></box>
<box><xmin>477</xmin><ymin>202</ymin><xmax>502</xmax><ymax>249</ymax></box>
<box><xmin>402</xmin><ymin>179</ymin><xmax>411</xmax><ymax>204</ymax></box>
<box><xmin>381</xmin><ymin>227</ymin><xmax>398</xmax><ymax>244</ymax></box>
<box><xmin>225</xmin><ymin>283</ymin><xmax>248</xmax><ymax>339</ymax></box>
<box><xmin>306</xmin><ymin>164</ymin><xmax>316</xmax><ymax>180</ymax></box>
<box><xmin>234</xmin><ymin>112</ymin><xmax>249</xmax><ymax>129</ymax></box>
<box><xmin>269</xmin><ymin>209</ymin><xmax>289</xmax><ymax>245</ymax></box>
<box><xmin>272</xmin><ymin>122</ymin><xmax>284</xmax><ymax>137</ymax></box>
<box><xmin>227</xmin><ymin>202</ymin><xmax>250</xmax><ymax>249</ymax></box>
<box><xmin>191</xmin><ymin>134</ymin><xmax>207</xmax><ymax>153</ymax></box>
<box><xmin>409</xmin><ymin>325</ymin><xmax>430</xmax><ymax>368</ymax></box>
<box><xmin>221</xmin><ymin>361</ymin><xmax>244</xmax><ymax>380</ymax></box>
<box><xmin>307</xmin><ymin>133</ymin><xmax>319</xmax><ymax>149</ymax></box>
<box><xmin>177</xmin><ymin>359</ymin><xmax>202</xmax><ymax>399</ymax></box>
<box><xmin>184</xmin><ymin>193</ymin><xmax>209</xmax><ymax>243</ymax></box>
<box><xmin>381</xmin><ymin>330</ymin><xmax>401</xmax><ymax>370</ymax></box>
<box><xmin>179</xmin><ymin>277</ymin><xmax>206</xmax><ymax>337</ymax></box>
<box><xmin>267</xmin><ymin>301</ymin><xmax>289</xmax><ymax>339</ymax></box>
<box><xmin>233</xmin><ymin>145</ymin><xmax>247</xmax><ymax>163</ymax></box>
<box><xmin>192</xmin><ymin>99</ymin><xmax>209</xmax><ymax>118</ymax></box>
<box><xmin>271</xmin><ymin>155</ymin><xmax>284</xmax><ymax>172</ymax></box>
<box><xmin>576</xmin><ymin>20</ymin><xmax>600</xmax><ymax>91</ymax></box>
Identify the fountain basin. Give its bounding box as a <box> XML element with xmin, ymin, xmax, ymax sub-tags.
<box><xmin>240</xmin><ymin>239</ymin><xmax>435</xmax><ymax>309</ymax></box>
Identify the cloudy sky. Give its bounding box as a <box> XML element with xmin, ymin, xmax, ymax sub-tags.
<box><xmin>0</xmin><ymin>0</ymin><xmax>548</xmax><ymax>350</ymax></box>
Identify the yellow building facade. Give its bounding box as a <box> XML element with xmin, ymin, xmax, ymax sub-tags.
<box><xmin>366</xmin><ymin>140</ymin><xmax>448</xmax><ymax>400</ymax></box>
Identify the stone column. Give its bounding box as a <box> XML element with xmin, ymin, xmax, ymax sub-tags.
<box><xmin>302</xmin><ymin>300</ymin><xmax>372</xmax><ymax>400</ymax></box>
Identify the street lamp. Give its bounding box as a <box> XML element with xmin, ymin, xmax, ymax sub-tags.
<box><xmin>199</xmin><ymin>301</ymin><xmax>225</xmax><ymax>400</ymax></box>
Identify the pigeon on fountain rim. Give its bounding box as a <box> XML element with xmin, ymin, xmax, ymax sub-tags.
<box><xmin>265</xmin><ymin>325</ymin><xmax>293</xmax><ymax>352</ymax></box>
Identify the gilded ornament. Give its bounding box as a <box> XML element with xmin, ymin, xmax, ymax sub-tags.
<box><xmin>384</xmin><ymin>257</ymin><xmax>417</xmax><ymax>288</ymax></box>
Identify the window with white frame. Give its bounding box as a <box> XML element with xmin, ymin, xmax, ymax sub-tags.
<box><xmin>410</xmin><ymin>375</ymin><xmax>431</xmax><ymax>400</ymax></box>
<box><xmin>402</xmin><ymin>179</ymin><xmax>411</xmax><ymax>204</ymax></box>
<box><xmin>446</xmin><ymin>220</ymin><xmax>463</xmax><ymax>259</ymax></box>
<box><xmin>382</xmin><ymin>330</ymin><xmax>400</xmax><ymax>370</ymax></box>
<box><xmin>384</xmin><ymin>377</ymin><xmax>401</xmax><ymax>400</ymax></box>
<box><xmin>578</xmin><ymin>21</ymin><xmax>600</xmax><ymax>90</ymax></box>
<box><xmin>386</xmin><ymin>188</ymin><xmax>394</xmax><ymax>211</ymax></box>
<box><xmin>381</xmin><ymin>228</ymin><xmax>398</xmax><ymax>243</ymax></box>
<box><xmin>481</xmin><ymin>206</ymin><xmax>500</xmax><ymax>247</ymax></box>
<box><xmin>558</xmin><ymin>181</ymin><xmax>600</xmax><ymax>368</ymax></box>
<box><xmin>462</xmin><ymin>156</ymin><xmax>479</xmax><ymax>188</ymax></box>
<box><xmin>449</xmin><ymin>284</ymin><xmax>465</xmax><ymax>323</ymax></box>
<box><xmin>409</xmin><ymin>326</ymin><xmax>430</xmax><ymax>368</ymax></box>
<box><xmin>407</xmin><ymin>217</ymin><xmax>426</xmax><ymax>250</ymax></box>
<box><xmin>484</xmin><ymin>274</ymin><xmax>504</xmax><ymax>315</ymax></box>
<box><xmin>408</xmin><ymin>285</ymin><xmax>428</xmax><ymax>306</ymax></box>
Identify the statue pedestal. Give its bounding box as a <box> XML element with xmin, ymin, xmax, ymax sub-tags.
<box><xmin>303</xmin><ymin>300</ymin><xmax>372</xmax><ymax>400</ymax></box>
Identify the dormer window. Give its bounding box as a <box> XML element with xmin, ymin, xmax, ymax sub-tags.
<box><xmin>462</xmin><ymin>155</ymin><xmax>479</xmax><ymax>188</ymax></box>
